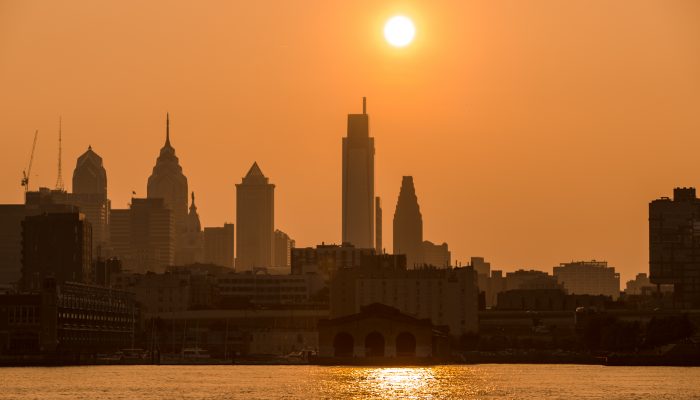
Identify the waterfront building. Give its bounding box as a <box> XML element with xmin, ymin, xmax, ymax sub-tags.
<box><xmin>553</xmin><ymin>260</ymin><xmax>620</xmax><ymax>300</ymax></box>
<box><xmin>318</xmin><ymin>303</ymin><xmax>450</xmax><ymax>360</ymax></box>
<box><xmin>330</xmin><ymin>256</ymin><xmax>480</xmax><ymax>336</ymax></box>
<box><xmin>393</xmin><ymin>176</ymin><xmax>423</xmax><ymax>268</ymax></box>
<box><xmin>0</xmin><ymin>279</ymin><xmax>135</xmax><ymax>358</ymax></box>
<box><xmin>236</xmin><ymin>162</ymin><xmax>275</xmax><ymax>271</ymax></box>
<box><xmin>649</xmin><ymin>187</ymin><xmax>700</xmax><ymax>308</ymax></box>
<box><xmin>203</xmin><ymin>224</ymin><xmax>235</xmax><ymax>269</ymax></box>
<box><xmin>21</xmin><ymin>212</ymin><xmax>92</xmax><ymax>291</ymax></box>
<box><xmin>342</xmin><ymin>97</ymin><xmax>375</xmax><ymax>249</ymax></box>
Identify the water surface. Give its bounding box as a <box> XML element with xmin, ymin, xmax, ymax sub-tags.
<box><xmin>0</xmin><ymin>364</ymin><xmax>698</xmax><ymax>399</ymax></box>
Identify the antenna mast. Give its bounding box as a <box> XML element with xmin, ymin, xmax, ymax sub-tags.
<box><xmin>55</xmin><ymin>116</ymin><xmax>65</xmax><ymax>191</ymax></box>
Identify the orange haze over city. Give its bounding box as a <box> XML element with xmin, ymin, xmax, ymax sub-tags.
<box><xmin>2</xmin><ymin>0</ymin><xmax>700</xmax><ymax>282</ymax></box>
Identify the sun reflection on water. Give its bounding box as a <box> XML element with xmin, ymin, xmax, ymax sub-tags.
<box><xmin>349</xmin><ymin>367</ymin><xmax>436</xmax><ymax>398</ymax></box>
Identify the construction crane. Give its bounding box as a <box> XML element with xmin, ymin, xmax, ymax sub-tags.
<box><xmin>55</xmin><ymin>116</ymin><xmax>64</xmax><ymax>191</ymax></box>
<box><xmin>21</xmin><ymin>129</ymin><xmax>39</xmax><ymax>193</ymax></box>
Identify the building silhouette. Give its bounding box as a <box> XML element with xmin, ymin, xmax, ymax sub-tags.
<box><xmin>330</xmin><ymin>258</ymin><xmax>480</xmax><ymax>336</ymax></box>
<box><xmin>147</xmin><ymin>113</ymin><xmax>189</xmax><ymax>264</ymax></box>
<box><xmin>422</xmin><ymin>240</ymin><xmax>451</xmax><ymax>268</ymax></box>
<box><xmin>375</xmin><ymin>197</ymin><xmax>382</xmax><ymax>254</ymax></box>
<box><xmin>291</xmin><ymin>242</ymin><xmax>376</xmax><ymax>280</ymax></box>
<box><xmin>393</xmin><ymin>176</ymin><xmax>423</xmax><ymax>267</ymax></box>
<box><xmin>203</xmin><ymin>224</ymin><xmax>235</xmax><ymax>268</ymax></box>
<box><xmin>236</xmin><ymin>162</ymin><xmax>275</xmax><ymax>271</ymax></box>
<box><xmin>650</xmin><ymin>187</ymin><xmax>700</xmax><ymax>308</ymax></box>
<box><xmin>21</xmin><ymin>212</ymin><xmax>92</xmax><ymax>291</ymax></box>
<box><xmin>71</xmin><ymin>146</ymin><xmax>111</xmax><ymax>256</ymax></box>
<box><xmin>553</xmin><ymin>260</ymin><xmax>620</xmax><ymax>300</ymax></box>
<box><xmin>179</xmin><ymin>192</ymin><xmax>204</xmax><ymax>265</ymax></box>
<box><xmin>273</xmin><ymin>229</ymin><xmax>295</xmax><ymax>270</ymax></box>
<box><xmin>342</xmin><ymin>97</ymin><xmax>375</xmax><ymax>248</ymax></box>
<box><xmin>110</xmin><ymin>198</ymin><xmax>175</xmax><ymax>273</ymax></box>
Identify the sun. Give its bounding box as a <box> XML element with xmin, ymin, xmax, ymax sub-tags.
<box><xmin>384</xmin><ymin>16</ymin><xmax>415</xmax><ymax>48</ymax></box>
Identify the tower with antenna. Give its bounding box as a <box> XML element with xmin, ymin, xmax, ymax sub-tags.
<box><xmin>55</xmin><ymin>116</ymin><xmax>65</xmax><ymax>191</ymax></box>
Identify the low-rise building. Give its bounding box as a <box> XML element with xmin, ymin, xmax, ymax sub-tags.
<box><xmin>553</xmin><ymin>260</ymin><xmax>620</xmax><ymax>300</ymax></box>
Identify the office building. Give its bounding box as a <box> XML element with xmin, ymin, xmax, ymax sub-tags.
<box><xmin>422</xmin><ymin>240</ymin><xmax>451</xmax><ymax>268</ymax></box>
<box><xmin>203</xmin><ymin>224</ymin><xmax>235</xmax><ymax>269</ymax></box>
<box><xmin>393</xmin><ymin>176</ymin><xmax>423</xmax><ymax>267</ymax></box>
<box><xmin>553</xmin><ymin>260</ymin><xmax>621</xmax><ymax>300</ymax></box>
<box><xmin>273</xmin><ymin>230</ymin><xmax>295</xmax><ymax>270</ymax></box>
<box><xmin>110</xmin><ymin>198</ymin><xmax>175</xmax><ymax>273</ymax></box>
<box><xmin>71</xmin><ymin>146</ymin><xmax>111</xmax><ymax>256</ymax></box>
<box><xmin>236</xmin><ymin>162</ymin><xmax>275</xmax><ymax>271</ymax></box>
<box><xmin>146</xmin><ymin>114</ymin><xmax>189</xmax><ymax>264</ymax></box>
<box><xmin>21</xmin><ymin>212</ymin><xmax>92</xmax><ymax>290</ymax></box>
<box><xmin>291</xmin><ymin>242</ymin><xmax>376</xmax><ymax>280</ymax></box>
<box><xmin>342</xmin><ymin>97</ymin><xmax>375</xmax><ymax>248</ymax></box>
<box><xmin>649</xmin><ymin>187</ymin><xmax>700</xmax><ymax>308</ymax></box>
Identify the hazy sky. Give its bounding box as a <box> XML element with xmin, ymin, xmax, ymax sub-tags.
<box><xmin>1</xmin><ymin>0</ymin><xmax>699</xmax><ymax>281</ymax></box>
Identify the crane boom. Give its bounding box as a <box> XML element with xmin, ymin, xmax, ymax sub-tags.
<box><xmin>21</xmin><ymin>129</ymin><xmax>39</xmax><ymax>193</ymax></box>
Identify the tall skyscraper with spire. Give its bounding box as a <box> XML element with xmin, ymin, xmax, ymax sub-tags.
<box><xmin>147</xmin><ymin>113</ymin><xmax>189</xmax><ymax>264</ymax></box>
<box><xmin>236</xmin><ymin>162</ymin><xmax>275</xmax><ymax>271</ymax></box>
<box><xmin>71</xmin><ymin>146</ymin><xmax>111</xmax><ymax>255</ymax></box>
<box><xmin>342</xmin><ymin>97</ymin><xmax>375</xmax><ymax>248</ymax></box>
<box><xmin>393</xmin><ymin>176</ymin><xmax>423</xmax><ymax>268</ymax></box>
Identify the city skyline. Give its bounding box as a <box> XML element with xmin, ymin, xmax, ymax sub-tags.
<box><xmin>2</xmin><ymin>1</ymin><xmax>700</xmax><ymax>282</ymax></box>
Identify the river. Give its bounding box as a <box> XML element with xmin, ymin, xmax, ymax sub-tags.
<box><xmin>0</xmin><ymin>364</ymin><xmax>698</xmax><ymax>399</ymax></box>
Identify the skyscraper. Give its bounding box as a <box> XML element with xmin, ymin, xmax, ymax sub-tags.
<box><xmin>110</xmin><ymin>198</ymin><xmax>175</xmax><ymax>273</ymax></box>
<box><xmin>21</xmin><ymin>212</ymin><xmax>93</xmax><ymax>290</ymax></box>
<box><xmin>342</xmin><ymin>97</ymin><xmax>375</xmax><ymax>248</ymax></box>
<box><xmin>203</xmin><ymin>223</ymin><xmax>235</xmax><ymax>268</ymax></box>
<box><xmin>71</xmin><ymin>146</ymin><xmax>111</xmax><ymax>255</ymax></box>
<box><xmin>393</xmin><ymin>176</ymin><xmax>423</xmax><ymax>268</ymax></box>
<box><xmin>147</xmin><ymin>114</ymin><xmax>188</xmax><ymax>262</ymax></box>
<box><xmin>180</xmin><ymin>192</ymin><xmax>204</xmax><ymax>265</ymax></box>
<box><xmin>236</xmin><ymin>162</ymin><xmax>275</xmax><ymax>271</ymax></box>
<box><xmin>273</xmin><ymin>229</ymin><xmax>295</xmax><ymax>270</ymax></box>
<box><xmin>649</xmin><ymin>187</ymin><xmax>700</xmax><ymax>308</ymax></box>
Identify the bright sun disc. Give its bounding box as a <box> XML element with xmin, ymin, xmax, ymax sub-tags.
<box><xmin>384</xmin><ymin>16</ymin><xmax>415</xmax><ymax>47</ymax></box>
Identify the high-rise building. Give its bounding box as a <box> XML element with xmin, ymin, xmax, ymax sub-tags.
<box><xmin>236</xmin><ymin>162</ymin><xmax>275</xmax><ymax>271</ymax></box>
<box><xmin>71</xmin><ymin>146</ymin><xmax>111</xmax><ymax>256</ymax></box>
<box><xmin>273</xmin><ymin>229</ymin><xmax>295</xmax><ymax>270</ymax></box>
<box><xmin>21</xmin><ymin>212</ymin><xmax>93</xmax><ymax>290</ymax></box>
<box><xmin>147</xmin><ymin>114</ymin><xmax>188</xmax><ymax>263</ymax></box>
<box><xmin>203</xmin><ymin>224</ymin><xmax>235</xmax><ymax>269</ymax></box>
<box><xmin>110</xmin><ymin>198</ymin><xmax>175</xmax><ymax>273</ymax></box>
<box><xmin>649</xmin><ymin>187</ymin><xmax>700</xmax><ymax>307</ymax></box>
<box><xmin>342</xmin><ymin>97</ymin><xmax>375</xmax><ymax>248</ymax></box>
<box><xmin>393</xmin><ymin>176</ymin><xmax>423</xmax><ymax>267</ymax></box>
<box><xmin>1</xmin><ymin>190</ymin><xmax>78</xmax><ymax>286</ymax></box>
<box><xmin>375</xmin><ymin>197</ymin><xmax>382</xmax><ymax>254</ymax></box>
<box><xmin>179</xmin><ymin>192</ymin><xmax>204</xmax><ymax>265</ymax></box>
<box><xmin>553</xmin><ymin>260</ymin><xmax>620</xmax><ymax>300</ymax></box>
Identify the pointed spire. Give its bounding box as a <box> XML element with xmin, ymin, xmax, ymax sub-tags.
<box><xmin>246</xmin><ymin>162</ymin><xmax>265</xmax><ymax>178</ymax></box>
<box><xmin>165</xmin><ymin>112</ymin><xmax>171</xmax><ymax>147</ymax></box>
<box><xmin>190</xmin><ymin>191</ymin><xmax>196</xmax><ymax>209</ymax></box>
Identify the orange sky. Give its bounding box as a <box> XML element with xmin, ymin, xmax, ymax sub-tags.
<box><xmin>1</xmin><ymin>0</ymin><xmax>699</xmax><ymax>282</ymax></box>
